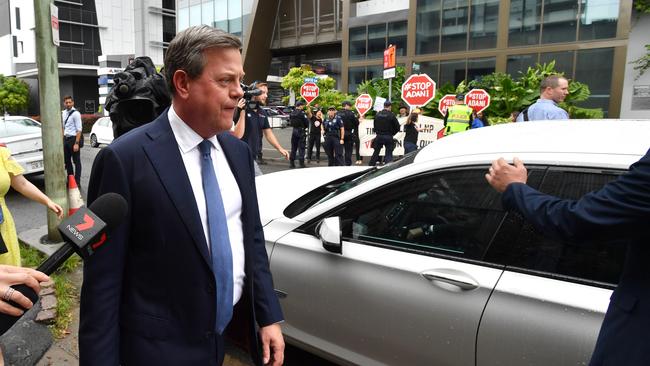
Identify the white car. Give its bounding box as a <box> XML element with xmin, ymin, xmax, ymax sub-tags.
<box><xmin>256</xmin><ymin>120</ymin><xmax>650</xmax><ymax>366</ymax></box>
<box><xmin>90</xmin><ymin>116</ymin><xmax>114</xmax><ymax>147</ymax></box>
<box><xmin>0</xmin><ymin>116</ymin><xmax>44</xmax><ymax>175</ymax></box>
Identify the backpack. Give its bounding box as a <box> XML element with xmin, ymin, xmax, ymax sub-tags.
<box><xmin>520</xmin><ymin>106</ymin><xmax>530</xmax><ymax>122</ymax></box>
<box><xmin>105</xmin><ymin>57</ymin><xmax>171</xmax><ymax>138</ymax></box>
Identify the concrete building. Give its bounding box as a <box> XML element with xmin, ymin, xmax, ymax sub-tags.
<box><xmin>0</xmin><ymin>0</ymin><xmax>175</xmax><ymax>115</ymax></box>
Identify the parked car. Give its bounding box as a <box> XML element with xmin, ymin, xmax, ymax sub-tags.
<box><xmin>90</xmin><ymin>116</ymin><xmax>114</xmax><ymax>147</ymax></box>
<box><xmin>0</xmin><ymin>116</ymin><xmax>44</xmax><ymax>175</ymax></box>
<box><xmin>262</xmin><ymin>107</ymin><xmax>289</xmax><ymax>128</ymax></box>
<box><xmin>256</xmin><ymin>120</ymin><xmax>650</xmax><ymax>366</ymax></box>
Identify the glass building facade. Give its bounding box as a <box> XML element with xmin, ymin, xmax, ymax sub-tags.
<box><xmin>344</xmin><ymin>0</ymin><xmax>627</xmax><ymax>116</ymax></box>
<box><xmin>177</xmin><ymin>0</ymin><xmax>253</xmax><ymax>38</ymax></box>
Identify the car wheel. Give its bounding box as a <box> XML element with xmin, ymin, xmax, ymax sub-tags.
<box><xmin>90</xmin><ymin>134</ymin><xmax>99</xmax><ymax>148</ymax></box>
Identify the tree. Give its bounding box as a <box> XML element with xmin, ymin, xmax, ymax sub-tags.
<box><xmin>0</xmin><ymin>75</ymin><xmax>30</xmax><ymax>115</ymax></box>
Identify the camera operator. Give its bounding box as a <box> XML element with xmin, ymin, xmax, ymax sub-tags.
<box><xmin>232</xmin><ymin>82</ymin><xmax>289</xmax><ymax>175</ymax></box>
<box><xmin>288</xmin><ymin>101</ymin><xmax>310</xmax><ymax>168</ymax></box>
<box><xmin>338</xmin><ymin>100</ymin><xmax>362</xmax><ymax>166</ymax></box>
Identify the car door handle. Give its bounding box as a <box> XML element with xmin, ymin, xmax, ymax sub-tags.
<box><xmin>421</xmin><ymin>270</ymin><xmax>479</xmax><ymax>290</ymax></box>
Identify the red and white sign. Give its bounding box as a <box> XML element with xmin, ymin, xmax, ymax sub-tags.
<box><xmin>355</xmin><ymin>94</ymin><xmax>373</xmax><ymax>117</ymax></box>
<box><xmin>401</xmin><ymin>74</ymin><xmax>436</xmax><ymax>108</ymax></box>
<box><xmin>300</xmin><ymin>82</ymin><xmax>319</xmax><ymax>105</ymax></box>
<box><xmin>438</xmin><ymin>94</ymin><xmax>457</xmax><ymax>116</ymax></box>
<box><xmin>464</xmin><ymin>89</ymin><xmax>491</xmax><ymax>114</ymax></box>
<box><xmin>51</xmin><ymin>4</ymin><xmax>60</xmax><ymax>47</ymax></box>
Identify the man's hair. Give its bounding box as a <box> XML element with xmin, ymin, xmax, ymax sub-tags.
<box><xmin>63</xmin><ymin>95</ymin><xmax>73</xmax><ymax>101</ymax></box>
<box><xmin>164</xmin><ymin>25</ymin><xmax>242</xmax><ymax>95</ymax></box>
<box><xmin>256</xmin><ymin>82</ymin><xmax>268</xmax><ymax>88</ymax></box>
<box><xmin>540</xmin><ymin>75</ymin><xmax>567</xmax><ymax>94</ymax></box>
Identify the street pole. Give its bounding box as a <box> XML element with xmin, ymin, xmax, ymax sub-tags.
<box><xmin>34</xmin><ymin>0</ymin><xmax>67</xmax><ymax>241</ymax></box>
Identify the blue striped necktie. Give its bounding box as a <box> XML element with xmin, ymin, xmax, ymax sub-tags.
<box><xmin>198</xmin><ymin>140</ymin><xmax>233</xmax><ymax>335</ymax></box>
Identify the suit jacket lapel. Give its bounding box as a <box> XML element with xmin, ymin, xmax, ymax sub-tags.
<box><xmin>143</xmin><ymin>115</ymin><xmax>212</xmax><ymax>268</ymax></box>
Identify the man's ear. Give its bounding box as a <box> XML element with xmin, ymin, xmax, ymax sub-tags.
<box><xmin>173</xmin><ymin>70</ymin><xmax>191</xmax><ymax>99</ymax></box>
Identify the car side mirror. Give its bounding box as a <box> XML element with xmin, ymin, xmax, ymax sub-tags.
<box><xmin>318</xmin><ymin>217</ymin><xmax>342</xmax><ymax>254</ymax></box>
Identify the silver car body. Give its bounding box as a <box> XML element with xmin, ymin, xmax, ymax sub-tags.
<box><xmin>0</xmin><ymin>116</ymin><xmax>44</xmax><ymax>175</ymax></box>
<box><xmin>256</xmin><ymin>120</ymin><xmax>650</xmax><ymax>366</ymax></box>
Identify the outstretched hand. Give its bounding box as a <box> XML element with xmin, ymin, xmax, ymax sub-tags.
<box><xmin>0</xmin><ymin>265</ymin><xmax>49</xmax><ymax>316</ymax></box>
<box><xmin>485</xmin><ymin>157</ymin><xmax>528</xmax><ymax>192</ymax></box>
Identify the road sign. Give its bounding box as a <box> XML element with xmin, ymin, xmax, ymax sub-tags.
<box><xmin>401</xmin><ymin>74</ymin><xmax>436</xmax><ymax>108</ymax></box>
<box><xmin>51</xmin><ymin>4</ymin><xmax>59</xmax><ymax>46</ymax></box>
<box><xmin>300</xmin><ymin>82</ymin><xmax>319</xmax><ymax>105</ymax></box>
<box><xmin>383</xmin><ymin>45</ymin><xmax>396</xmax><ymax>69</ymax></box>
<box><xmin>383</xmin><ymin>68</ymin><xmax>395</xmax><ymax>79</ymax></box>
<box><xmin>355</xmin><ymin>94</ymin><xmax>373</xmax><ymax>117</ymax></box>
<box><xmin>464</xmin><ymin>89</ymin><xmax>491</xmax><ymax>114</ymax></box>
<box><xmin>438</xmin><ymin>94</ymin><xmax>457</xmax><ymax>116</ymax></box>
<box><xmin>304</xmin><ymin>77</ymin><xmax>317</xmax><ymax>83</ymax></box>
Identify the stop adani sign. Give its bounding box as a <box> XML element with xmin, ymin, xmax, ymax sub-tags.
<box><xmin>401</xmin><ymin>74</ymin><xmax>436</xmax><ymax>108</ymax></box>
<box><xmin>438</xmin><ymin>94</ymin><xmax>457</xmax><ymax>116</ymax></box>
<box><xmin>355</xmin><ymin>94</ymin><xmax>373</xmax><ymax>117</ymax></box>
<box><xmin>464</xmin><ymin>89</ymin><xmax>491</xmax><ymax>113</ymax></box>
<box><xmin>300</xmin><ymin>82</ymin><xmax>319</xmax><ymax>105</ymax></box>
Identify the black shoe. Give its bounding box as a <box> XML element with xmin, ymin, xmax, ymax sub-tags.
<box><xmin>290</xmin><ymin>161</ymin><xmax>296</xmax><ymax>169</ymax></box>
<box><xmin>299</xmin><ymin>160</ymin><xmax>306</xmax><ymax>168</ymax></box>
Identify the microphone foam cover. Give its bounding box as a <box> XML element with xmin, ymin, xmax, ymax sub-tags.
<box><xmin>88</xmin><ymin>193</ymin><xmax>128</xmax><ymax>230</ymax></box>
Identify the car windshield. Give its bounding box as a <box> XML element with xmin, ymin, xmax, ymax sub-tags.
<box><xmin>283</xmin><ymin>149</ymin><xmax>422</xmax><ymax>218</ymax></box>
<box><xmin>0</xmin><ymin>119</ymin><xmax>41</xmax><ymax>138</ymax></box>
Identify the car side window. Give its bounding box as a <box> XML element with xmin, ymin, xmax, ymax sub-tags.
<box><xmin>485</xmin><ymin>168</ymin><xmax>626</xmax><ymax>285</ymax></box>
<box><xmin>339</xmin><ymin>168</ymin><xmax>506</xmax><ymax>260</ymax></box>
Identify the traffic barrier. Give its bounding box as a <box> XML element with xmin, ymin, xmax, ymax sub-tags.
<box><xmin>68</xmin><ymin>175</ymin><xmax>84</xmax><ymax>216</ymax></box>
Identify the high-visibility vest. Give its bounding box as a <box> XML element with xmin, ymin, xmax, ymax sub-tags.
<box><xmin>445</xmin><ymin>104</ymin><xmax>473</xmax><ymax>135</ymax></box>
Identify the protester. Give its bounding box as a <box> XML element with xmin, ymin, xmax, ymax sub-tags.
<box><xmin>403</xmin><ymin>112</ymin><xmax>421</xmax><ymax>154</ymax></box>
<box><xmin>80</xmin><ymin>25</ymin><xmax>284</xmax><ymax>366</ymax></box>
<box><xmin>288</xmin><ymin>100</ymin><xmax>310</xmax><ymax>168</ymax></box>
<box><xmin>369</xmin><ymin>100</ymin><xmax>400</xmax><ymax>166</ymax></box>
<box><xmin>485</xmin><ymin>152</ymin><xmax>650</xmax><ymax>366</ymax></box>
<box><xmin>0</xmin><ymin>147</ymin><xmax>63</xmax><ymax>266</ymax></box>
<box><xmin>322</xmin><ymin>106</ymin><xmax>344</xmax><ymax>166</ymax></box>
<box><xmin>398</xmin><ymin>105</ymin><xmax>409</xmax><ymax>117</ymax></box>
<box><xmin>471</xmin><ymin>111</ymin><xmax>489</xmax><ymax>128</ymax></box>
<box><xmin>338</xmin><ymin>101</ymin><xmax>362</xmax><ymax>166</ymax></box>
<box><xmin>307</xmin><ymin>108</ymin><xmax>323</xmax><ymax>163</ymax></box>
<box><xmin>443</xmin><ymin>94</ymin><xmax>473</xmax><ymax>136</ymax></box>
<box><xmin>516</xmin><ymin>75</ymin><xmax>569</xmax><ymax>121</ymax></box>
<box><xmin>232</xmin><ymin>82</ymin><xmax>289</xmax><ymax>175</ymax></box>
<box><xmin>62</xmin><ymin>95</ymin><xmax>83</xmax><ymax>185</ymax></box>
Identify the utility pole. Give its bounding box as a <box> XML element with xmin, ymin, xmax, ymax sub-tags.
<box><xmin>34</xmin><ymin>0</ymin><xmax>67</xmax><ymax>241</ymax></box>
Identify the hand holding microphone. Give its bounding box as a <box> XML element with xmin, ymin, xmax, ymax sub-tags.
<box><xmin>0</xmin><ymin>192</ymin><xmax>127</xmax><ymax>334</ymax></box>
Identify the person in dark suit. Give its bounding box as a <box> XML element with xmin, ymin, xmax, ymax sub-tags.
<box><xmin>485</xmin><ymin>153</ymin><xmax>650</xmax><ymax>366</ymax></box>
<box><xmin>79</xmin><ymin>25</ymin><xmax>284</xmax><ymax>366</ymax></box>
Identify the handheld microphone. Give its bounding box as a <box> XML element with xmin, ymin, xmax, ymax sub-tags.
<box><xmin>0</xmin><ymin>192</ymin><xmax>127</xmax><ymax>334</ymax></box>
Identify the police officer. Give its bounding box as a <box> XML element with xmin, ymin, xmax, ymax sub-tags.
<box><xmin>369</xmin><ymin>100</ymin><xmax>400</xmax><ymax>166</ymax></box>
<box><xmin>444</xmin><ymin>93</ymin><xmax>473</xmax><ymax>136</ymax></box>
<box><xmin>289</xmin><ymin>100</ymin><xmax>310</xmax><ymax>168</ymax></box>
<box><xmin>322</xmin><ymin>106</ymin><xmax>344</xmax><ymax>166</ymax></box>
<box><xmin>338</xmin><ymin>100</ymin><xmax>362</xmax><ymax>166</ymax></box>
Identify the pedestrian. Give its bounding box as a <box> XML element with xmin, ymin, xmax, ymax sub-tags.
<box><xmin>307</xmin><ymin>108</ymin><xmax>323</xmax><ymax>163</ymax></box>
<box><xmin>485</xmin><ymin>152</ymin><xmax>650</xmax><ymax>366</ymax></box>
<box><xmin>79</xmin><ymin>25</ymin><xmax>285</xmax><ymax>366</ymax></box>
<box><xmin>403</xmin><ymin>112</ymin><xmax>421</xmax><ymax>154</ymax></box>
<box><xmin>398</xmin><ymin>105</ymin><xmax>409</xmax><ymax>118</ymax></box>
<box><xmin>322</xmin><ymin>106</ymin><xmax>344</xmax><ymax>166</ymax></box>
<box><xmin>288</xmin><ymin>100</ymin><xmax>310</xmax><ymax>168</ymax></box>
<box><xmin>443</xmin><ymin>94</ymin><xmax>473</xmax><ymax>136</ymax></box>
<box><xmin>510</xmin><ymin>111</ymin><xmax>520</xmax><ymax>122</ymax></box>
<box><xmin>0</xmin><ymin>146</ymin><xmax>63</xmax><ymax>267</ymax></box>
<box><xmin>369</xmin><ymin>100</ymin><xmax>400</xmax><ymax>166</ymax></box>
<box><xmin>232</xmin><ymin>82</ymin><xmax>289</xmax><ymax>175</ymax></box>
<box><xmin>338</xmin><ymin>100</ymin><xmax>362</xmax><ymax>166</ymax></box>
<box><xmin>516</xmin><ymin>74</ymin><xmax>569</xmax><ymax>121</ymax></box>
<box><xmin>471</xmin><ymin>111</ymin><xmax>489</xmax><ymax>129</ymax></box>
<box><xmin>62</xmin><ymin>95</ymin><xmax>83</xmax><ymax>185</ymax></box>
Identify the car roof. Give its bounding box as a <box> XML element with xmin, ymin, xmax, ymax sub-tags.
<box><xmin>415</xmin><ymin>120</ymin><xmax>650</xmax><ymax>164</ymax></box>
<box><xmin>0</xmin><ymin>116</ymin><xmax>38</xmax><ymax>121</ymax></box>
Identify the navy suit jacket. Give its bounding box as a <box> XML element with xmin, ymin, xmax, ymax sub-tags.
<box><xmin>502</xmin><ymin>148</ymin><xmax>650</xmax><ymax>366</ymax></box>
<box><xmin>79</xmin><ymin>111</ymin><xmax>283</xmax><ymax>366</ymax></box>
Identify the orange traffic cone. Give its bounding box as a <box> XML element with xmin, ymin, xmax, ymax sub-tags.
<box><xmin>68</xmin><ymin>175</ymin><xmax>84</xmax><ymax>216</ymax></box>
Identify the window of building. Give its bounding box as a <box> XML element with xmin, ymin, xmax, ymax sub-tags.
<box><xmin>366</xmin><ymin>65</ymin><xmax>383</xmax><ymax>81</ymax></box>
<box><xmin>441</xmin><ymin>0</ymin><xmax>469</xmax><ymax>53</ymax></box>
<box><xmin>579</xmin><ymin>0</ymin><xmax>619</xmax><ymax>41</ymax></box>
<box><xmin>15</xmin><ymin>7</ymin><xmax>21</xmax><ymax>30</ymax></box>
<box><xmin>163</xmin><ymin>0</ymin><xmax>175</xmax><ymax>10</ymax></box>
<box><xmin>163</xmin><ymin>15</ymin><xmax>176</xmax><ymax>43</ymax></box>
<box><xmin>190</xmin><ymin>5</ymin><xmax>201</xmax><ymax>27</ymax></box>
<box><xmin>367</xmin><ymin>23</ymin><xmax>387</xmax><ymax>59</ymax></box>
<box><xmin>506</xmin><ymin>53</ymin><xmax>537</xmax><ymax>76</ymax></box>
<box><xmin>469</xmin><ymin>0</ymin><xmax>499</xmax><ymax>50</ymax></box>
<box><xmin>440</xmin><ymin>59</ymin><xmax>466</xmax><ymax>87</ymax></box>
<box><xmin>228</xmin><ymin>0</ymin><xmax>243</xmax><ymax>35</ymax></box>
<box><xmin>539</xmin><ymin>50</ymin><xmax>574</xmax><ymax>76</ymax></box>
<box><xmin>349</xmin><ymin>26</ymin><xmax>367</xmax><ymax>60</ymax></box>
<box><xmin>541</xmin><ymin>0</ymin><xmax>578</xmax><ymax>44</ymax></box>
<box><xmin>416</xmin><ymin>0</ymin><xmax>442</xmax><ymax>55</ymax></box>
<box><xmin>388</xmin><ymin>21</ymin><xmax>407</xmax><ymax>56</ymax></box>
<box><xmin>12</xmin><ymin>36</ymin><xmax>18</xmax><ymax>57</ymax></box>
<box><xmin>417</xmin><ymin>61</ymin><xmax>440</xmax><ymax>81</ymax></box>
<box><xmin>348</xmin><ymin>66</ymin><xmax>366</xmax><ymax>94</ymax></box>
<box><xmin>509</xmin><ymin>0</ymin><xmax>542</xmax><ymax>46</ymax></box>
<box><xmin>574</xmin><ymin>47</ymin><xmax>614</xmax><ymax>116</ymax></box>
<box><xmin>467</xmin><ymin>57</ymin><xmax>495</xmax><ymax>82</ymax></box>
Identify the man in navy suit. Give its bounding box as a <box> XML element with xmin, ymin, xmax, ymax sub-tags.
<box><xmin>486</xmin><ymin>153</ymin><xmax>650</xmax><ymax>366</ymax></box>
<box><xmin>79</xmin><ymin>26</ymin><xmax>284</xmax><ymax>366</ymax></box>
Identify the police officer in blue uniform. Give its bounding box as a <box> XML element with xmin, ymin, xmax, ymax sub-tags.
<box><xmin>322</xmin><ymin>106</ymin><xmax>345</xmax><ymax>166</ymax></box>
<box><xmin>288</xmin><ymin>100</ymin><xmax>310</xmax><ymax>168</ymax></box>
